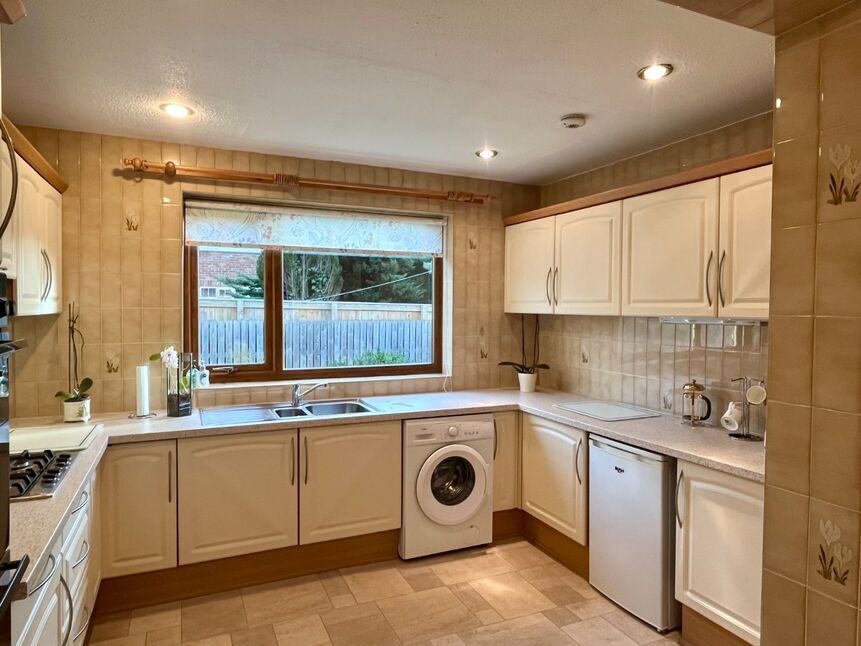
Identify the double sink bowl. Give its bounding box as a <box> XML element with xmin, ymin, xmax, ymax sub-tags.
<box><xmin>200</xmin><ymin>399</ymin><xmax>378</xmax><ymax>427</ymax></box>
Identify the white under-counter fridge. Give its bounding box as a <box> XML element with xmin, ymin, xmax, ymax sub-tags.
<box><xmin>588</xmin><ymin>435</ymin><xmax>681</xmax><ymax>632</ymax></box>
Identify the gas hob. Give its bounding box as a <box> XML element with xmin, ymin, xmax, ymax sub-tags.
<box><xmin>9</xmin><ymin>449</ymin><xmax>76</xmax><ymax>502</ymax></box>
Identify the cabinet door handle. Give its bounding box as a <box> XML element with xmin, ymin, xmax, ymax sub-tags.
<box><xmin>718</xmin><ymin>250</ymin><xmax>726</xmax><ymax>308</ymax></box>
<box><xmin>72</xmin><ymin>541</ymin><xmax>90</xmax><ymax>569</ymax></box>
<box><xmin>545</xmin><ymin>267</ymin><xmax>552</xmax><ymax>306</ymax></box>
<box><xmin>70</xmin><ymin>490</ymin><xmax>89</xmax><ymax>515</ymax></box>
<box><xmin>290</xmin><ymin>436</ymin><xmax>296</xmax><ymax>486</ymax></box>
<box><xmin>492</xmin><ymin>417</ymin><xmax>498</xmax><ymax>460</ymax></box>
<box><xmin>40</xmin><ymin>250</ymin><xmax>49</xmax><ymax>301</ymax></box>
<box><xmin>304</xmin><ymin>436</ymin><xmax>309</xmax><ymax>485</ymax></box>
<box><xmin>675</xmin><ymin>469</ymin><xmax>684</xmax><ymax>528</ymax></box>
<box><xmin>168</xmin><ymin>450</ymin><xmax>173</xmax><ymax>503</ymax></box>
<box><xmin>705</xmin><ymin>251</ymin><xmax>714</xmax><ymax>307</ymax></box>
<box><xmin>574</xmin><ymin>438</ymin><xmax>583</xmax><ymax>485</ymax></box>
<box><xmin>46</xmin><ymin>252</ymin><xmax>53</xmax><ymax>300</ymax></box>
<box><xmin>553</xmin><ymin>267</ymin><xmax>559</xmax><ymax>305</ymax></box>
<box><xmin>73</xmin><ymin>606</ymin><xmax>90</xmax><ymax>642</ymax></box>
<box><xmin>0</xmin><ymin>117</ymin><xmax>18</xmax><ymax>240</ymax></box>
<box><xmin>28</xmin><ymin>553</ymin><xmax>57</xmax><ymax>596</ymax></box>
<box><xmin>60</xmin><ymin>574</ymin><xmax>73</xmax><ymax>646</ymax></box>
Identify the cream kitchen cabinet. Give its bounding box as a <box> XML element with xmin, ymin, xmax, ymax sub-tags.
<box><xmin>554</xmin><ymin>202</ymin><xmax>622</xmax><ymax>315</ymax></box>
<box><xmin>504</xmin><ymin>202</ymin><xmax>621</xmax><ymax>315</ymax></box>
<box><xmin>504</xmin><ymin>218</ymin><xmax>556</xmax><ymax>313</ymax></box>
<box><xmin>717</xmin><ymin>166</ymin><xmax>772</xmax><ymax>319</ymax></box>
<box><xmin>520</xmin><ymin>414</ymin><xmax>587</xmax><ymax>545</ymax></box>
<box><xmin>178</xmin><ymin>430</ymin><xmax>299</xmax><ymax>564</ymax></box>
<box><xmin>492</xmin><ymin>411</ymin><xmax>519</xmax><ymax>511</ymax></box>
<box><xmin>299</xmin><ymin>421</ymin><xmax>401</xmax><ymax>544</ymax></box>
<box><xmin>0</xmin><ymin>148</ymin><xmax>17</xmax><ymax>277</ymax></box>
<box><xmin>100</xmin><ymin>440</ymin><xmax>177</xmax><ymax>577</ymax></box>
<box><xmin>675</xmin><ymin>460</ymin><xmax>763</xmax><ymax>645</ymax></box>
<box><xmin>15</xmin><ymin>157</ymin><xmax>62</xmax><ymax>315</ymax></box>
<box><xmin>622</xmin><ymin>179</ymin><xmax>719</xmax><ymax>317</ymax></box>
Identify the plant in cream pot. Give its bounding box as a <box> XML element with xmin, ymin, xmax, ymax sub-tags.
<box><xmin>498</xmin><ymin>314</ymin><xmax>548</xmax><ymax>393</ymax></box>
<box><xmin>55</xmin><ymin>303</ymin><xmax>93</xmax><ymax>422</ymax></box>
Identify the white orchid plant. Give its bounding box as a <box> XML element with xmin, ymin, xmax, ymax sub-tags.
<box><xmin>149</xmin><ymin>345</ymin><xmax>190</xmax><ymax>392</ymax></box>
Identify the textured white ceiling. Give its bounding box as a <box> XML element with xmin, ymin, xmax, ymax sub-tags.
<box><xmin>0</xmin><ymin>0</ymin><xmax>774</xmax><ymax>185</ymax></box>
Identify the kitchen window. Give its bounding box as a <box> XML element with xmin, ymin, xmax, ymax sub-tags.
<box><xmin>183</xmin><ymin>200</ymin><xmax>444</xmax><ymax>382</ymax></box>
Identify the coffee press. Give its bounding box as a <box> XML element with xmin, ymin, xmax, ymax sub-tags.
<box><xmin>682</xmin><ymin>379</ymin><xmax>712</xmax><ymax>426</ymax></box>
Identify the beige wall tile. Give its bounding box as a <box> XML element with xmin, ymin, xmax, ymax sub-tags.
<box><xmin>812</xmin><ymin>316</ymin><xmax>861</xmax><ymax>413</ymax></box>
<box><xmin>808</xmin><ymin>498</ymin><xmax>860</xmax><ymax>607</ymax></box>
<box><xmin>806</xmin><ymin>589</ymin><xmax>858</xmax><ymax>646</ymax></box>
<box><xmin>818</xmin><ymin>124</ymin><xmax>861</xmax><ymax>223</ymax></box>
<box><xmin>768</xmin><ymin>316</ymin><xmax>814</xmax><ymax>405</ymax></box>
<box><xmin>763</xmin><ymin>485</ymin><xmax>810</xmax><ymax>583</ymax></box>
<box><xmin>775</xmin><ymin>40</ymin><xmax>820</xmax><ymax>142</ymax></box>
<box><xmin>770</xmin><ymin>225</ymin><xmax>816</xmax><ymax>315</ymax></box>
<box><xmin>815</xmin><ymin>218</ymin><xmax>861</xmax><ymax>316</ymax></box>
<box><xmin>772</xmin><ymin>135</ymin><xmax>819</xmax><ymax>228</ymax></box>
<box><xmin>820</xmin><ymin>19</ymin><xmax>861</xmax><ymax>130</ymax></box>
<box><xmin>811</xmin><ymin>408</ymin><xmax>861</xmax><ymax>511</ymax></box>
<box><xmin>760</xmin><ymin>570</ymin><xmax>806</xmax><ymax>646</ymax></box>
<box><xmin>765</xmin><ymin>402</ymin><xmax>811</xmax><ymax>494</ymax></box>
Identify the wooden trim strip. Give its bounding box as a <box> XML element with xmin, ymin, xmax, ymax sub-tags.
<box><xmin>521</xmin><ymin>511</ymin><xmax>589</xmax><ymax>579</ymax></box>
<box><xmin>1</xmin><ymin>116</ymin><xmax>69</xmax><ymax>193</ymax></box>
<box><xmin>123</xmin><ymin>157</ymin><xmax>491</xmax><ymax>204</ymax></box>
<box><xmin>0</xmin><ymin>0</ymin><xmax>26</xmax><ymax>24</ymax></box>
<box><xmin>504</xmin><ymin>149</ymin><xmax>773</xmax><ymax>226</ymax></box>
<box><xmin>681</xmin><ymin>605</ymin><xmax>751</xmax><ymax>646</ymax></box>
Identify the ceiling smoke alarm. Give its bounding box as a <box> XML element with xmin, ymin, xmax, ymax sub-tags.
<box><xmin>560</xmin><ymin>114</ymin><xmax>587</xmax><ymax>129</ymax></box>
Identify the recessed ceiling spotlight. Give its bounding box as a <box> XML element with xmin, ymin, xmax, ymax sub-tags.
<box><xmin>637</xmin><ymin>63</ymin><xmax>674</xmax><ymax>81</ymax></box>
<box><xmin>159</xmin><ymin>102</ymin><xmax>194</xmax><ymax>119</ymax></box>
<box><xmin>476</xmin><ymin>148</ymin><xmax>498</xmax><ymax>159</ymax></box>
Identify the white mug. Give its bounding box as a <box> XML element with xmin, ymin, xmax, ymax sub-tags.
<box><xmin>721</xmin><ymin>401</ymin><xmax>744</xmax><ymax>432</ymax></box>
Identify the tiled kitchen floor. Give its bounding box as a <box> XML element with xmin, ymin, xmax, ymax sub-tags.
<box><xmin>89</xmin><ymin>540</ymin><xmax>682</xmax><ymax>646</ymax></box>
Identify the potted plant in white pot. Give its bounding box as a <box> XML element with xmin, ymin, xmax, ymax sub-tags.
<box><xmin>499</xmin><ymin>314</ymin><xmax>549</xmax><ymax>393</ymax></box>
<box><xmin>55</xmin><ymin>303</ymin><xmax>93</xmax><ymax>421</ymax></box>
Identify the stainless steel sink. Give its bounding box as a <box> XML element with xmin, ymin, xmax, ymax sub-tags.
<box><xmin>201</xmin><ymin>407</ymin><xmax>279</xmax><ymax>426</ymax></box>
<box><xmin>272</xmin><ymin>407</ymin><xmax>310</xmax><ymax>418</ymax></box>
<box><xmin>303</xmin><ymin>400</ymin><xmax>376</xmax><ymax>416</ymax></box>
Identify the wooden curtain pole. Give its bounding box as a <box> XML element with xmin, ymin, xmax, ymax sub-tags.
<box><xmin>122</xmin><ymin>158</ymin><xmax>490</xmax><ymax>205</ymax></box>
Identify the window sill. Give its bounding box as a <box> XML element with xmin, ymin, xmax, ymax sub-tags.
<box><xmin>195</xmin><ymin>372</ymin><xmax>450</xmax><ymax>392</ymax></box>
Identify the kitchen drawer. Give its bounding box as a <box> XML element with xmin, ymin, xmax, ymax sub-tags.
<box><xmin>63</xmin><ymin>511</ymin><xmax>91</xmax><ymax>600</ymax></box>
<box><xmin>62</xmin><ymin>483</ymin><xmax>92</xmax><ymax>545</ymax></box>
<box><xmin>11</xmin><ymin>536</ymin><xmax>62</xmax><ymax>641</ymax></box>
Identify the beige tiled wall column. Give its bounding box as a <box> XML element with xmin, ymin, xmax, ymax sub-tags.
<box><xmin>762</xmin><ymin>2</ymin><xmax>861</xmax><ymax>644</ymax></box>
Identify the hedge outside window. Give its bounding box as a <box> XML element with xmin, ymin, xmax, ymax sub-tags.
<box><xmin>183</xmin><ymin>200</ymin><xmax>444</xmax><ymax>382</ymax></box>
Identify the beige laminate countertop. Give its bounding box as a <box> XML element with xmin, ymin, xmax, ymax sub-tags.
<box><xmin>8</xmin><ymin>387</ymin><xmax>765</xmax><ymax>596</ymax></box>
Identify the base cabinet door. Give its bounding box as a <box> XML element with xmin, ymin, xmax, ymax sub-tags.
<box><xmin>504</xmin><ymin>218</ymin><xmax>556</xmax><ymax>314</ymax></box>
<box><xmin>675</xmin><ymin>461</ymin><xmax>763</xmax><ymax>645</ymax></box>
<box><xmin>555</xmin><ymin>201</ymin><xmax>622</xmax><ymax>315</ymax></box>
<box><xmin>622</xmin><ymin>179</ymin><xmax>719</xmax><ymax>316</ymax></box>
<box><xmin>299</xmin><ymin>421</ymin><xmax>401</xmax><ymax>544</ymax></box>
<box><xmin>718</xmin><ymin>165</ymin><xmax>772</xmax><ymax>319</ymax></box>
<box><xmin>492</xmin><ymin>412</ymin><xmax>519</xmax><ymax>511</ymax></box>
<box><xmin>178</xmin><ymin>430</ymin><xmax>299</xmax><ymax>564</ymax></box>
<box><xmin>100</xmin><ymin>440</ymin><xmax>177</xmax><ymax>578</ymax></box>
<box><xmin>520</xmin><ymin>414</ymin><xmax>587</xmax><ymax>545</ymax></box>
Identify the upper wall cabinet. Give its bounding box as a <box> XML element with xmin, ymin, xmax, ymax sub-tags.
<box><xmin>717</xmin><ymin>166</ymin><xmax>772</xmax><ymax>319</ymax></box>
<box><xmin>504</xmin><ymin>218</ymin><xmax>555</xmax><ymax>314</ymax></box>
<box><xmin>504</xmin><ymin>201</ymin><xmax>622</xmax><ymax>315</ymax></box>
<box><xmin>555</xmin><ymin>202</ymin><xmax>622</xmax><ymax>315</ymax></box>
<box><xmin>0</xmin><ymin>150</ymin><xmax>17</xmax><ymax>278</ymax></box>
<box><xmin>14</xmin><ymin>157</ymin><xmax>62</xmax><ymax>316</ymax></box>
<box><xmin>622</xmin><ymin>179</ymin><xmax>719</xmax><ymax>317</ymax></box>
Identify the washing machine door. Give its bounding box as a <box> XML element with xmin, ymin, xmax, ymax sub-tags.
<box><xmin>416</xmin><ymin>444</ymin><xmax>488</xmax><ymax>526</ymax></box>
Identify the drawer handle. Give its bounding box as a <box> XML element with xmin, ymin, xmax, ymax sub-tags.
<box><xmin>72</xmin><ymin>541</ymin><xmax>90</xmax><ymax>569</ymax></box>
<box><xmin>73</xmin><ymin>606</ymin><xmax>90</xmax><ymax>642</ymax></box>
<box><xmin>675</xmin><ymin>469</ymin><xmax>684</xmax><ymax>528</ymax></box>
<box><xmin>28</xmin><ymin>554</ymin><xmax>57</xmax><ymax>596</ymax></box>
<box><xmin>60</xmin><ymin>575</ymin><xmax>73</xmax><ymax>646</ymax></box>
<box><xmin>574</xmin><ymin>438</ymin><xmax>583</xmax><ymax>485</ymax></box>
<box><xmin>70</xmin><ymin>491</ymin><xmax>89</xmax><ymax>515</ymax></box>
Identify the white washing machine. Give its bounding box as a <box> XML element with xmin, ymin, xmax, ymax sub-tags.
<box><xmin>400</xmin><ymin>414</ymin><xmax>494</xmax><ymax>560</ymax></box>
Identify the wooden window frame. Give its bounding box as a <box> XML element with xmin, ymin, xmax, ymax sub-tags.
<box><xmin>184</xmin><ymin>247</ymin><xmax>443</xmax><ymax>383</ymax></box>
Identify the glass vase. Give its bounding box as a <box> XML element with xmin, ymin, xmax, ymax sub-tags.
<box><xmin>166</xmin><ymin>352</ymin><xmax>193</xmax><ymax>417</ymax></box>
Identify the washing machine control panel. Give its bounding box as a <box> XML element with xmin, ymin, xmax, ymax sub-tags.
<box><xmin>447</xmin><ymin>426</ymin><xmax>459</xmax><ymax>437</ymax></box>
<box><xmin>404</xmin><ymin>414</ymin><xmax>496</xmax><ymax>445</ymax></box>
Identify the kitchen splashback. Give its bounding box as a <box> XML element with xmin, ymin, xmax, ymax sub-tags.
<box><xmin>538</xmin><ymin>315</ymin><xmax>768</xmax><ymax>435</ymax></box>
